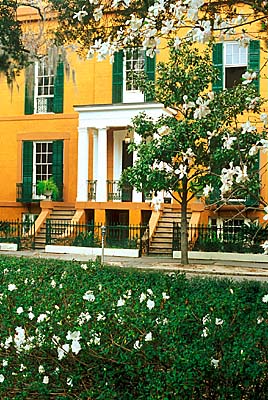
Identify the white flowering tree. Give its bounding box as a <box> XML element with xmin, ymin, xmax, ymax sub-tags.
<box><xmin>120</xmin><ymin>42</ymin><xmax>267</xmax><ymax>264</ymax></box>
<box><xmin>50</xmin><ymin>0</ymin><xmax>268</xmax><ymax>61</ymax></box>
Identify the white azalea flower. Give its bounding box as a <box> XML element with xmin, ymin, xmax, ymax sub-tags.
<box><xmin>147</xmin><ymin>299</ymin><xmax>155</xmax><ymax>310</ymax></box>
<box><xmin>37</xmin><ymin>313</ymin><xmax>49</xmax><ymax>323</ymax></box>
<box><xmin>2</xmin><ymin>360</ymin><xmax>8</xmax><ymax>367</ymax></box>
<box><xmin>83</xmin><ymin>290</ymin><xmax>95</xmax><ymax>302</ymax></box>
<box><xmin>223</xmin><ymin>134</ymin><xmax>236</xmax><ymax>150</ymax></box>
<box><xmin>257</xmin><ymin>317</ymin><xmax>264</xmax><ymax>324</ymax></box>
<box><xmin>0</xmin><ymin>374</ymin><xmax>4</xmax><ymax>383</ymax></box>
<box><xmin>71</xmin><ymin>340</ymin><xmax>81</xmax><ymax>355</ymax></box>
<box><xmin>51</xmin><ymin>279</ymin><xmax>56</xmax><ymax>288</ymax></box>
<box><xmin>17</xmin><ymin>307</ymin><xmax>24</xmax><ymax>314</ymax></box>
<box><xmin>201</xmin><ymin>327</ymin><xmax>209</xmax><ymax>337</ymax></box>
<box><xmin>162</xmin><ymin>292</ymin><xmax>170</xmax><ymax>300</ymax></box>
<box><xmin>67</xmin><ymin>377</ymin><xmax>73</xmax><ymax>387</ymax></box>
<box><xmin>145</xmin><ymin>332</ymin><xmax>153</xmax><ymax>341</ymax></box>
<box><xmin>39</xmin><ymin>365</ymin><xmax>45</xmax><ymax>374</ymax></box>
<box><xmin>117</xmin><ymin>297</ymin><xmax>125</xmax><ymax>307</ymax></box>
<box><xmin>261</xmin><ymin>241</ymin><xmax>268</xmax><ymax>254</ymax></box>
<box><xmin>8</xmin><ymin>284</ymin><xmax>17</xmax><ymax>291</ymax></box>
<box><xmin>140</xmin><ymin>292</ymin><xmax>147</xmax><ymax>303</ymax></box>
<box><xmin>211</xmin><ymin>358</ymin><xmax>220</xmax><ymax>368</ymax></box>
<box><xmin>262</xmin><ymin>294</ymin><xmax>268</xmax><ymax>303</ymax></box>
<box><xmin>66</xmin><ymin>331</ymin><xmax>81</xmax><ymax>342</ymax></box>
<box><xmin>43</xmin><ymin>376</ymin><xmax>49</xmax><ymax>384</ymax></box>
<box><xmin>28</xmin><ymin>312</ymin><xmax>35</xmax><ymax>320</ymax></box>
<box><xmin>134</xmin><ymin>340</ymin><xmax>142</xmax><ymax>350</ymax></box>
<box><xmin>97</xmin><ymin>312</ymin><xmax>106</xmax><ymax>321</ymax></box>
<box><xmin>57</xmin><ymin>344</ymin><xmax>70</xmax><ymax>360</ymax></box>
<box><xmin>202</xmin><ymin>314</ymin><xmax>211</xmax><ymax>325</ymax></box>
<box><xmin>215</xmin><ymin>318</ymin><xmax>224</xmax><ymax>326</ymax></box>
<box><xmin>81</xmin><ymin>264</ymin><xmax>88</xmax><ymax>270</ymax></box>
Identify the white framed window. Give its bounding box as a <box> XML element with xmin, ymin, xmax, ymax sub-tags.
<box><xmin>224</xmin><ymin>42</ymin><xmax>248</xmax><ymax>88</ymax></box>
<box><xmin>32</xmin><ymin>141</ymin><xmax>53</xmax><ymax>198</ymax></box>
<box><xmin>123</xmin><ymin>48</ymin><xmax>145</xmax><ymax>103</ymax></box>
<box><xmin>34</xmin><ymin>57</ymin><xmax>54</xmax><ymax>113</ymax></box>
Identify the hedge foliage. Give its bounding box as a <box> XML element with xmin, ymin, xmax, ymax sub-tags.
<box><xmin>0</xmin><ymin>256</ymin><xmax>268</xmax><ymax>399</ymax></box>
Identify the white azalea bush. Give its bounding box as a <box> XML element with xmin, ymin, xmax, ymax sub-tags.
<box><xmin>1</xmin><ymin>257</ymin><xmax>268</xmax><ymax>398</ymax></box>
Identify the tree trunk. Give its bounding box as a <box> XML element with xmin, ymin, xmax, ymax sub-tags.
<box><xmin>180</xmin><ymin>177</ymin><xmax>189</xmax><ymax>265</ymax></box>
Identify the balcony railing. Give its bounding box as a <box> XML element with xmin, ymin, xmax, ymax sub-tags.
<box><xmin>16</xmin><ymin>182</ymin><xmax>63</xmax><ymax>202</ymax></box>
<box><xmin>107</xmin><ymin>180</ymin><xmax>132</xmax><ymax>202</ymax></box>
<box><xmin>87</xmin><ymin>180</ymin><xmax>97</xmax><ymax>201</ymax></box>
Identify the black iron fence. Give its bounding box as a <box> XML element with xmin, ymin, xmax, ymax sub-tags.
<box><xmin>0</xmin><ymin>220</ymin><xmax>35</xmax><ymax>250</ymax></box>
<box><xmin>173</xmin><ymin>223</ymin><xmax>267</xmax><ymax>254</ymax></box>
<box><xmin>46</xmin><ymin>220</ymin><xmax>149</xmax><ymax>253</ymax></box>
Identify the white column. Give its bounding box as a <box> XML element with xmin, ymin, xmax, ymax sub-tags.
<box><xmin>96</xmin><ymin>127</ymin><xmax>107</xmax><ymax>202</ymax></box>
<box><xmin>132</xmin><ymin>131</ymin><xmax>143</xmax><ymax>202</ymax></box>
<box><xmin>93</xmin><ymin>130</ymin><xmax>98</xmax><ymax>181</ymax></box>
<box><xmin>76</xmin><ymin>127</ymin><xmax>89</xmax><ymax>202</ymax></box>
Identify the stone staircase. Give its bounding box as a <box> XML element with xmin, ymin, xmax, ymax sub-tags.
<box><xmin>34</xmin><ymin>206</ymin><xmax>76</xmax><ymax>250</ymax></box>
<box><xmin>149</xmin><ymin>207</ymin><xmax>191</xmax><ymax>256</ymax></box>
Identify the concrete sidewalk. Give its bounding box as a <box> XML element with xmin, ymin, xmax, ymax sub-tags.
<box><xmin>1</xmin><ymin>249</ymin><xmax>268</xmax><ymax>279</ymax></box>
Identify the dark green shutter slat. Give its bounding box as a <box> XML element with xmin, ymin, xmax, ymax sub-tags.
<box><xmin>212</xmin><ymin>43</ymin><xmax>223</xmax><ymax>92</ymax></box>
<box><xmin>22</xmin><ymin>141</ymin><xmax>33</xmax><ymax>201</ymax></box>
<box><xmin>112</xmin><ymin>51</ymin><xmax>123</xmax><ymax>103</ymax></box>
<box><xmin>145</xmin><ymin>54</ymin><xmax>155</xmax><ymax>102</ymax></box>
<box><xmin>24</xmin><ymin>64</ymin><xmax>35</xmax><ymax>115</ymax></box>
<box><xmin>248</xmin><ymin>40</ymin><xmax>260</xmax><ymax>93</ymax></box>
<box><xmin>53</xmin><ymin>61</ymin><xmax>64</xmax><ymax>113</ymax></box>
<box><xmin>52</xmin><ymin>140</ymin><xmax>64</xmax><ymax>200</ymax></box>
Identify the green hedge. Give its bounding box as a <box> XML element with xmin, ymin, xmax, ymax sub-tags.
<box><xmin>0</xmin><ymin>256</ymin><xmax>268</xmax><ymax>399</ymax></box>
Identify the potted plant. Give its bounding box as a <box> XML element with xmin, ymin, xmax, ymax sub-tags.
<box><xmin>37</xmin><ymin>177</ymin><xmax>59</xmax><ymax>200</ymax></box>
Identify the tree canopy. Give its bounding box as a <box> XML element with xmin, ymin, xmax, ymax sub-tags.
<box><xmin>1</xmin><ymin>0</ymin><xmax>268</xmax><ymax>81</ymax></box>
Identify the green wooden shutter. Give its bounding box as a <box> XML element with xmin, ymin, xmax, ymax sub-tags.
<box><xmin>52</xmin><ymin>140</ymin><xmax>64</xmax><ymax>200</ymax></box>
<box><xmin>246</xmin><ymin>152</ymin><xmax>260</xmax><ymax>206</ymax></box>
<box><xmin>212</xmin><ymin>43</ymin><xmax>223</xmax><ymax>92</ymax></box>
<box><xmin>24</xmin><ymin>64</ymin><xmax>35</xmax><ymax>115</ymax></box>
<box><xmin>53</xmin><ymin>61</ymin><xmax>64</xmax><ymax>113</ymax></box>
<box><xmin>112</xmin><ymin>51</ymin><xmax>123</xmax><ymax>103</ymax></box>
<box><xmin>145</xmin><ymin>54</ymin><xmax>155</xmax><ymax>102</ymax></box>
<box><xmin>248</xmin><ymin>40</ymin><xmax>260</xmax><ymax>94</ymax></box>
<box><xmin>22</xmin><ymin>141</ymin><xmax>33</xmax><ymax>201</ymax></box>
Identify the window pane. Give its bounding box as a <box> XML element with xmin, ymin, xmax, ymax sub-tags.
<box><xmin>225</xmin><ymin>66</ymin><xmax>247</xmax><ymax>88</ymax></box>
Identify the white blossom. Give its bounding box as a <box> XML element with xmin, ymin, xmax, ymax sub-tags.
<box><xmin>73</xmin><ymin>6</ymin><xmax>88</xmax><ymax>21</ymax></box>
<box><xmin>8</xmin><ymin>284</ymin><xmax>17</xmax><ymax>291</ymax></box>
<box><xmin>257</xmin><ymin>316</ymin><xmax>264</xmax><ymax>324</ymax></box>
<box><xmin>71</xmin><ymin>340</ymin><xmax>81</xmax><ymax>355</ymax></box>
<box><xmin>43</xmin><ymin>376</ymin><xmax>49</xmax><ymax>384</ymax></box>
<box><xmin>93</xmin><ymin>5</ymin><xmax>103</xmax><ymax>22</ymax></box>
<box><xmin>262</xmin><ymin>294</ymin><xmax>268</xmax><ymax>303</ymax></box>
<box><xmin>81</xmin><ymin>263</ymin><xmax>88</xmax><ymax>270</ymax></box>
<box><xmin>134</xmin><ymin>340</ymin><xmax>142</xmax><ymax>350</ymax></box>
<box><xmin>39</xmin><ymin>365</ymin><xmax>45</xmax><ymax>374</ymax></box>
<box><xmin>211</xmin><ymin>358</ymin><xmax>220</xmax><ymax>368</ymax></box>
<box><xmin>223</xmin><ymin>134</ymin><xmax>236</xmax><ymax>150</ymax></box>
<box><xmin>117</xmin><ymin>297</ymin><xmax>125</xmax><ymax>307</ymax></box>
<box><xmin>147</xmin><ymin>299</ymin><xmax>155</xmax><ymax>310</ymax></box>
<box><xmin>145</xmin><ymin>332</ymin><xmax>153</xmax><ymax>341</ymax></box>
<box><xmin>215</xmin><ymin>318</ymin><xmax>224</xmax><ymax>326</ymax></box>
<box><xmin>83</xmin><ymin>290</ymin><xmax>95</xmax><ymax>302</ymax></box>
<box><xmin>203</xmin><ymin>184</ymin><xmax>213</xmax><ymax>197</ymax></box>
<box><xmin>140</xmin><ymin>292</ymin><xmax>147</xmax><ymax>303</ymax></box>
<box><xmin>260</xmin><ymin>113</ymin><xmax>268</xmax><ymax>126</ymax></box>
<box><xmin>162</xmin><ymin>292</ymin><xmax>170</xmax><ymax>300</ymax></box>
<box><xmin>242</xmin><ymin>71</ymin><xmax>257</xmax><ymax>85</ymax></box>
<box><xmin>67</xmin><ymin>377</ymin><xmax>73</xmax><ymax>387</ymax></box>
<box><xmin>0</xmin><ymin>374</ymin><xmax>4</xmax><ymax>383</ymax></box>
<box><xmin>241</xmin><ymin>120</ymin><xmax>256</xmax><ymax>134</ymax></box>
<box><xmin>57</xmin><ymin>344</ymin><xmax>70</xmax><ymax>360</ymax></box>
<box><xmin>16</xmin><ymin>307</ymin><xmax>24</xmax><ymax>314</ymax></box>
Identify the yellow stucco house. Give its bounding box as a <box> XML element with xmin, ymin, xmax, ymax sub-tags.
<box><xmin>0</xmin><ymin>6</ymin><xmax>267</xmax><ymax>254</ymax></box>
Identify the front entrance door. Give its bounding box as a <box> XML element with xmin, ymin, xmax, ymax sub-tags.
<box><xmin>122</xmin><ymin>141</ymin><xmax>133</xmax><ymax>202</ymax></box>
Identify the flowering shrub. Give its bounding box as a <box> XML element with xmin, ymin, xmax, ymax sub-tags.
<box><xmin>1</xmin><ymin>256</ymin><xmax>268</xmax><ymax>398</ymax></box>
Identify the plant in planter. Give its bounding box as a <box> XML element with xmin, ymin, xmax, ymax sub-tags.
<box><xmin>36</xmin><ymin>177</ymin><xmax>59</xmax><ymax>200</ymax></box>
